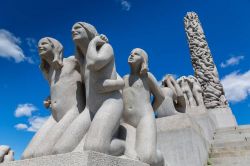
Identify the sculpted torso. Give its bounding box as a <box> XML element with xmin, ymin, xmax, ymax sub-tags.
<box><xmin>123</xmin><ymin>75</ymin><xmax>152</xmax><ymax>126</ymax></box>
<box><xmin>49</xmin><ymin>57</ymin><xmax>84</xmax><ymax>121</ymax></box>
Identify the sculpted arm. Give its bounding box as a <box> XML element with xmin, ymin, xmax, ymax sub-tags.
<box><xmin>148</xmin><ymin>72</ymin><xmax>165</xmax><ymax>110</ymax></box>
<box><xmin>87</xmin><ymin>36</ymin><xmax>114</xmax><ymax>71</ymax></box>
<box><xmin>97</xmin><ymin>74</ymin><xmax>125</xmax><ymax>93</ymax></box>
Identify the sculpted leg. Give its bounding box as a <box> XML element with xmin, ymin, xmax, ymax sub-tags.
<box><xmin>21</xmin><ymin>116</ymin><xmax>56</xmax><ymax>159</ymax></box>
<box><xmin>53</xmin><ymin>108</ymin><xmax>91</xmax><ymax>154</ymax></box>
<box><xmin>120</xmin><ymin>123</ymin><xmax>137</xmax><ymax>159</ymax></box>
<box><xmin>136</xmin><ymin>112</ymin><xmax>164</xmax><ymax>166</ymax></box>
<box><xmin>34</xmin><ymin>108</ymin><xmax>79</xmax><ymax>157</ymax></box>
<box><xmin>84</xmin><ymin>98</ymin><xmax>123</xmax><ymax>154</ymax></box>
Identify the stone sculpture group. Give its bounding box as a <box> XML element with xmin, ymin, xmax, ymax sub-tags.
<box><xmin>0</xmin><ymin>12</ymin><xmax>233</xmax><ymax>166</ymax></box>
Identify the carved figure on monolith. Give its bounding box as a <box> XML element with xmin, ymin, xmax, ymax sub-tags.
<box><xmin>53</xmin><ymin>22</ymin><xmax>124</xmax><ymax>155</ymax></box>
<box><xmin>22</xmin><ymin>37</ymin><xmax>85</xmax><ymax>159</ymax></box>
<box><xmin>0</xmin><ymin>145</ymin><xmax>14</xmax><ymax>163</ymax></box>
<box><xmin>155</xmin><ymin>74</ymin><xmax>186</xmax><ymax>117</ymax></box>
<box><xmin>122</xmin><ymin>48</ymin><xmax>164</xmax><ymax>166</ymax></box>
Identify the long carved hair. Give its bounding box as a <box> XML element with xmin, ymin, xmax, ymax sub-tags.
<box><xmin>74</xmin><ymin>22</ymin><xmax>98</xmax><ymax>63</ymax></box>
<box><xmin>131</xmin><ymin>48</ymin><xmax>149</xmax><ymax>75</ymax></box>
<box><xmin>39</xmin><ymin>37</ymin><xmax>63</xmax><ymax>80</ymax></box>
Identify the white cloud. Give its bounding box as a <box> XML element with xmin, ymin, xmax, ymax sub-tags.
<box><xmin>14</xmin><ymin>103</ymin><xmax>38</xmax><ymax>117</ymax></box>
<box><xmin>120</xmin><ymin>0</ymin><xmax>131</xmax><ymax>11</ymax></box>
<box><xmin>14</xmin><ymin>116</ymin><xmax>49</xmax><ymax>132</ymax></box>
<box><xmin>0</xmin><ymin>29</ymin><xmax>33</xmax><ymax>63</ymax></box>
<box><xmin>27</xmin><ymin>116</ymin><xmax>49</xmax><ymax>132</ymax></box>
<box><xmin>14</xmin><ymin>123</ymin><xmax>28</xmax><ymax>130</ymax></box>
<box><xmin>220</xmin><ymin>55</ymin><xmax>244</xmax><ymax>68</ymax></box>
<box><xmin>221</xmin><ymin>70</ymin><xmax>250</xmax><ymax>102</ymax></box>
<box><xmin>25</xmin><ymin>38</ymin><xmax>37</xmax><ymax>64</ymax></box>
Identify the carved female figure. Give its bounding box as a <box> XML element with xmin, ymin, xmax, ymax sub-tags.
<box><xmin>53</xmin><ymin>22</ymin><xmax>124</xmax><ymax>155</ymax></box>
<box><xmin>22</xmin><ymin>37</ymin><xmax>85</xmax><ymax>158</ymax></box>
<box><xmin>122</xmin><ymin>48</ymin><xmax>164</xmax><ymax>166</ymax></box>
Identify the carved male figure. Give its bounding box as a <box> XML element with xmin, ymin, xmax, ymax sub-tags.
<box><xmin>53</xmin><ymin>22</ymin><xmax>124</xmax><ymax>155</ymax></box>
<box><xmin>122</xmin><ymin>48</ymin><xmax>164</xmax><ymax>166</ymax></box>
<box><xmin>22</xmin><ymin>37</ymin><xmax>85</xmax><ymax>159</ymax></box>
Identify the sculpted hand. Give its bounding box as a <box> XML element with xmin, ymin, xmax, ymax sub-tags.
<box><xmin>43</xmin><ymin>99</ymin><xmax>51</xmax><ymax>109</ymax></box>
<box><xmin>92</xmin><ymin>35</ymin><xmax>108</xmax><ymax>47</ymax></box>
<box><xmin>99</xmin><ymin>34</ymin><xmax>109</xmax><ymax>43</ymax></box>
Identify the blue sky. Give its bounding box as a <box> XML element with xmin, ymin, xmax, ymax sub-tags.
<box><xmin>1</xmin><ymin>0</ymin><xmax>250</xmax><ymax>159</ymax></box>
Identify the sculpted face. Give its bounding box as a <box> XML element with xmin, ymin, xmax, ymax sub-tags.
<box><xmin>38</xmin><ymin>38</ymin><xmax>54</xmax><ymax>62</ymax></box>
<box><xmin>128</xmin><ymin>49</ymin><xmax>143</xmax><ymax>66</ymax></box>
<box><xmin>72</xmin><ymin>23</ymin><xmax>88</xmax><ymax>42</ymax></box>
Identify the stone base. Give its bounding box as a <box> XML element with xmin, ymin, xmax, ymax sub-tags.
<box><xmin>156</xmin><ymin>113</ymin><xmax>211</xmax><ymax>166</ymax></box>
<box><xmin>0</xmin><ymin>151</ymin><xmax>148</xmax><ymax>166</ymax></box>
<box><xmin>208</xmin><ymin>107</ymin><xmax>238</xmax><ymax>129</ymax></box>
<box><xmin>188</xmin><ymin>110</ymin><xmax>216</xmax><ymax>142</ymax></box>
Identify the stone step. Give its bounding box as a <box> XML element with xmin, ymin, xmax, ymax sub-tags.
<box><xmin>209</xmin><ymin>149</ymin><xmax>250</xmax><ymax>158</ymax></box>
<box><xmin>214</xmin><ymin>128</ymin><xmax>250</xmax><ymax>135</ymax></box>
<box><xmin>213</xmin><ymin>133</ymin><xmax>249</xmax><ymax>141</ymax></box>
<box><xmin>212</xmin><ymin>140</ymin><xmax>247</xmax><ymax>149</ymax></box>
<box><xmin>212</xmin><ymin>133</ymin><xmax>250</xmax><ymax>142</ymax></box>
<box><xmin>211</xmin><ymin>143</ymin><xmax>250</xmax><ymax>153</ymax></box>
<box><xmin>209</xmin><ymin>156</ymin><xmax>250</xmax><ymax>166</ymax></box>
<box><xmin>215</xmin><ymin>126</ymin><xmax>250</xmax><ymax>135</ymax></box>
<box><xmin>215</xmin><ymin>127</ymin><xmax>237</xmax><ymax>133</ymax></box>
<box><xmin>211</xmin><ymin>137</ymin><xmax>248</xmax><ymax>147</ymax></box>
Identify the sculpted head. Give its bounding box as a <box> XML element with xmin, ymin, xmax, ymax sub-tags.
<box><xmin>177</xmin><ymin>76</ymin><xmax>187</xmax><ymax>85</ymax></box>
<box><xmin>38</xmin><ymin>37</ymin><xmax>63</xmax><ymax>74</ymax></box>
<box><xmin>128</xmin><ymin>48</ymin><xmax>148</xmax><ymax>75</ymax></box>
<box><xmin>72</xmin><ymin>22</ymin><xmax>98</xmax><ymax>45</ymax></box>
<box><xmin>162</xmin><ymin>74</ymin><xmax>175</xmax><ymax>87</ymax></box>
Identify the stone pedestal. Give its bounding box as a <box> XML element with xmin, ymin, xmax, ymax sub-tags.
<box><xmin>0</xmin><ymin>151</ymin><xmax>148</xmax><ymax>166</ymax></box>
<box><xmin>208</xmin><ymin>107</ymin><xmax>237</xmax><ymax>129</ymax></box>
<box><xmin>156</xmin><ymin>113</ymin><xmax>213</xmax><ymax>166</ymax></box>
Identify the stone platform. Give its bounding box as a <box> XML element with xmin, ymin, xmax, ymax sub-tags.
<box><xmin>0</xmin><ymin>111</ymin><xmax>238</xmax><ymax>166</ymax></box>
<box><xmin>156</xmin><ymin>111</ymin><xmax>215</xmax><ymax>166</ymax></box>
<box><xmin>0</xmin><ymin>151</ymin><xmax>148</xmax><ymax>166</ymax></box>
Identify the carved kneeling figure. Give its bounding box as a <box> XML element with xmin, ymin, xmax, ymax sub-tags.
<box><xmin>122</xmin><ymin>48</ymin><xmax>164</xmax><ymax>166</ymax></box>
<box><xmin>22</xmin><ymin>37</ymin><xmax>85</xmax><ymax>159</ymax></box>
